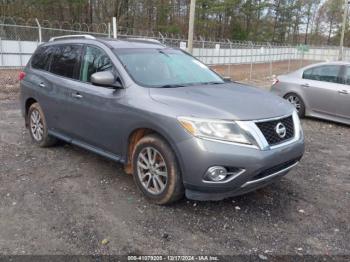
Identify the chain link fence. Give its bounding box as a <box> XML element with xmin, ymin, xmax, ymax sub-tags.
<box><xmin>1</xmin><ymin>17</ymin><xmax>350</xmax><ymax>99</ymax></box>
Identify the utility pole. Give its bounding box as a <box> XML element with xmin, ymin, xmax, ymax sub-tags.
<box><xmin>89</xmin><ymin>0</ymin><xmax>93</xmax><ymax>24</ymax></box>
<box><xmin>188</xmin><ymin>0</ymin><xmax>196</xmax><ymax>54</ymax></box>
<box><xmin>339</xmin><ymin>0</ymin><xmax>349</xmax><ymax>61</ymax></box>
<box><xmin>113</xmin><ymin>17</ymin><xmax>117</xmax><ymax>39</ymax></box>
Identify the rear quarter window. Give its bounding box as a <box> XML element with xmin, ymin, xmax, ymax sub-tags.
<box><xmin>31</xmin><ymin>46</ymin><xmax>55</xmax><ymax>71</ymax></box>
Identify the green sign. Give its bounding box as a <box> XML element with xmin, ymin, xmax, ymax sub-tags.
<box><xmin>297</xmin><ymin>44</ymin><xmax>309</xmax><ymax>53</ymax></box>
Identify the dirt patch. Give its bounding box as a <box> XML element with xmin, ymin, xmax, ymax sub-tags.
<box><xmin>0</xmin><ymin>69</ymin><xmax>20</xmax><ymax>100</ymax></box>
<box><xmin>210</xmin><ymin>60</ymin><xmax>319</xmax><ymax>84</ymax></box>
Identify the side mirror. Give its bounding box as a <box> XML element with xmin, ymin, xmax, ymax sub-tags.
<box><xmin>91</xmin><ymin>71</ymin><xmax>123</xmax><ymax>89</ymax></box>
<box><xmin>223</xmin><ymin>76</ymin><xmax>232</xmax><ymax>82</ymax></box>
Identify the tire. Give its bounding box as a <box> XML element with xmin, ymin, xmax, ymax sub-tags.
<box><xmin>284</xmin><ymin>93</ymin><xmax>305</xmax><ymax>117</ymax></box>
<box><xmin>132</xmin><ymin>134</ymin><xmax>184</xmax><ymax>205</ymax></box>
<box><xmin>27</xmin><ymin>102</ymin><xmax>58</xmax><ymax>147</ymax></box>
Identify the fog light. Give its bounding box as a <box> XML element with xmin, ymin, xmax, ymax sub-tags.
<box><xmin>205</xmin><ymin>166</ymin><xmax>228</xmax><ymax>182</ymax></box>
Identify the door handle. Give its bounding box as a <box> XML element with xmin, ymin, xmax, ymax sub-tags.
<box><xmin>338</xmin><ymin>90</ymin><xmax>349</xmax><ymax>95</ymax></box>
<box><xmin>301</xmin><ymin>83</ymin><xmax>310</xmax><ymax>87</ymax></box>
<box><xmin>72</xmin><ymin>93</ymin><xmax>83</xmax><ymax>99</ymax></box>
<box><xmin>39</xmin><ymin>82</ymin><xmax>46</xmax><ymax>88</ymax></box>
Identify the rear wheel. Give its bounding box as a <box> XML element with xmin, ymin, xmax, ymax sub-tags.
<box><xmin>132</xmin><ymin>134</ymin><xmax>184</xmax><ymax>205</ymax></box>
<box><xmin>28</xmin><ymin>103</ymin><xmax>58</xmax><ymax>147</ymax></box>
<box><xmin>285</xmin><ymin>93</ymin><xmax>305</xmax><ymax>117</ymax></box>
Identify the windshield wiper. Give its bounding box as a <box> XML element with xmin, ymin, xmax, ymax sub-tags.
<box><xmin>157</xmin><ymin>84</ymin><xmax>186</xmax><ymax>88</ymax></box>
<box><xmin>158</xmin><ymin>50</ymin><xmax>170</xmax><ymax>57</ymax></box>
<box><xmin>157</xmin><ymin>82</ymin><xmax>224</xmax><ymax>88</ymax></box>
<box><xmin>201</xmin><ymin>81</ymin><xmax>225</xmax><ymax>85</ymax></box>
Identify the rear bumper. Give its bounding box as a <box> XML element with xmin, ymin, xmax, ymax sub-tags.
<box><xmin>175</xmin><ymin>135</ymin><xmax>305</xmax><ymax>201</ymax></box>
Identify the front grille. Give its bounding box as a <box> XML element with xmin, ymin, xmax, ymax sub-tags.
<box><xmin>256</xmin><ymin>116</ymin><xmax>294</xmax><ymax>146</ymax></box>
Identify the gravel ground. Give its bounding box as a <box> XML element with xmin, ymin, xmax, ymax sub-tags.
<box><xmin>0</xmin><ymin>69</ymin><xmax>19</xmax><ymax>100</ymax></box>
<box><xmin>0</xmin><ymin>69</ymin><xmax>349</xmax><ymax>258</ymax></box>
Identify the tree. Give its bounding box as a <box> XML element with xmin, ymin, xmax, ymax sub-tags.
<box><xmin>0</xmin><ymin>0</ymin><xmax>348</xmax><ymax>45</ymax></box>
<box><xmin>318</xmin><ymin>0</ymin><xmax>343</xmax><ymax>45</ymax></box>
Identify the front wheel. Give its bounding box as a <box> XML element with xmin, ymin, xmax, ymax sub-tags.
<box><xmin>132</xmin><ymin>134</ymin><xmax>184</xmax><ymax>205</ymax></box>
<box><xmin>284</xmin><ymin>93</ymin><xmax>305</xmax><ymax>117</ymax></box>
<box><xmin>27</xmin><ymin>102</ymin><xmax>58</xmax><ymax>147</ymax></box>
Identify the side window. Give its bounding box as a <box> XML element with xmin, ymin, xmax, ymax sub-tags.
<box><xmin>303</xmin><ymin>65</ymin><xmax>342</xmax><ymax>84</ymax></box>
<box><xmin>344</xmin><ymin>67</ymin><xmax>350</xmax><ymax>85</ymax></box>
<box><xmin>302</xmin><ymin>68</ymin><xmax>313</xmax><ymax>80</ymax></box>
<box><xmin>50</xmin><ymin>45</ymin><xmax>82</xmax><ymax>79</ymax></box>
<box><xmin>31</xmin><ymin>46</ymin><xmax>55</xmax><ymax>71</ymax></box>
<box><xmin>80</xmin><ymin>46</ymin><xmax>113</xmax><ymax>83</ymax></box>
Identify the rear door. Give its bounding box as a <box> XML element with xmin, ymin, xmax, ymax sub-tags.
<box><xmin>302</xmin><ymin>65</ymin><xmax>342</xmax><ymax>117</ymax></box>
<box><xmin>25</xmin><ymin>45</ymin><xmax>57</xmax><ymax>127</ymax></box>
<box><xmin>61</xmin><ymin>45</ymin><xmax>126</xmax><ymax>155</ymax></box>
<box><xmin>336</xmin><ymin>66</ymin><xmax>350</xmax><ymax>120</ymax></box>
<box><xmin>44</xmin><ymin>44</ymin><xmax>84</xmax><ymax>135</ymax></box>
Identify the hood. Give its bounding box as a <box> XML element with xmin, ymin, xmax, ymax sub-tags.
<box><xmin>149</xmin><ymin>82</ymin><xmax>294</xmax><ymax>121</ymax></box>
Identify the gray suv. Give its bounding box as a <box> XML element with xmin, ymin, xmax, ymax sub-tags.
<box><xmin>20</xmin><ymin>35</ymin><xmax>304</xmax><ymax>204</ymax></box>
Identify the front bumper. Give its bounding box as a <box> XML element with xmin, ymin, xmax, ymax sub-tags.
<box><xmin>176</xmin><ymin>135</ymin><xmax>305</xmax><ymax>201</ymax></box>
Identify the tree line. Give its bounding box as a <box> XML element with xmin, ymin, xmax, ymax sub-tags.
<box><xmin>0</xmin><ymin>0</ymin><xmax>348</xmax><ymax>45</ymax></box>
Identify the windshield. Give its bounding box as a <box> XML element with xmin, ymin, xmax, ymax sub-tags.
<box><xmin>114</xmin><ymin>48</ymin><xmax>224</xmax><ymax>87</ymax></box>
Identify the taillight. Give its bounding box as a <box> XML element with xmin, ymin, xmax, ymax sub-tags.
<box><xmin>19</xmin><ymin>71</ymin><xmax>26</xmax><ymax>81</ymax></box>
<box><xmin>272</xmin><ymin>78</ymin><xmax>279</xmax><ymax>86</ymax></box>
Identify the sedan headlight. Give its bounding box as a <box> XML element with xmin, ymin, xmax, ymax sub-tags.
<box><xmin>178</xmin><ymin>117</ymin><xmax>256</xmax><ymax>145</ymax></box>
<box><xmin>292</xmin><ymin>110</ymin><xmax>303</xmax><ymax>138</ymax></box>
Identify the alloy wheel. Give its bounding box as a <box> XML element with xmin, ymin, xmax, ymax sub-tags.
<box><xmin>30</xmin><ymin>109</ymin><xmax>44</xmax><ymax>141</ymax></box>
<box><xmin>287</xmin><ymin>95</ymin><xmax>301</xmax><ymax>112</ymax></box>
<box><xmin>137</xmin><ymin>147</ymin><xmax>168</xmax><ymax>195</ymax></box>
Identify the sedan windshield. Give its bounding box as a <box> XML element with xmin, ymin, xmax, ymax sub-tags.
<box><xmin>114</xmin><ymin>48</ymin><xmax>224</xmax><ymax>87</ymax></box>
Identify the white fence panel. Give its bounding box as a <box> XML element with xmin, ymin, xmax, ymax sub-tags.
<box><xmin>0</xmin><ymin>39</ymin><xmax>349</xmax><ymax>68</ymax></box>
<box><xmin>0</xmin><ymin>40</ymin><xmax>39</xmax><ymax>67</ymax></box>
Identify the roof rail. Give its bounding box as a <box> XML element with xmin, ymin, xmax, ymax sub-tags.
<box><xmin>49</xmin><ymin>34</ymin><xmax>96</xmax><ymax>42</ymax></box>
<box><xmin>125</xmin><ymin>38</ymin><xmax>164</xmax><ymax>46</ymax></box>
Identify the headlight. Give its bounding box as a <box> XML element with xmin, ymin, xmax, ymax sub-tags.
<box><xmin>178</xmin><ymin>117</ymin><xmax>256</xmax><ymax>145</ymax></box>
<box><xmin>292</xmin><ymin>110</ymin><xmax>303</xmax><ymax>138</ymax></box>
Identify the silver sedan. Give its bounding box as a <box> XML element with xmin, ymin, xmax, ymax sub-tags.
<box><xmin>271</xmin><ymin>61</ymin><xmax>350</xmax><ymax>125</ymax></box>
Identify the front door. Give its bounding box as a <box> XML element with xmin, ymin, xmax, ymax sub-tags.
<box><xmin>337</xmin><ymin>66</ymin><xmax>350</xmax><ymax>121</ymax></box>
<box><xmin>302</xmin><ymin>65</ymin><xmax>342</xmax><ymax>117</ymax></box>
<box><xmin>62</xmin><ymin>45</ymin><xmax>126</xmax><ymax>155</ymax></box>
